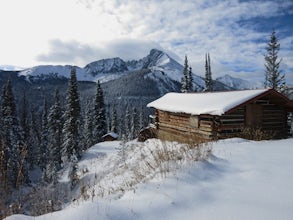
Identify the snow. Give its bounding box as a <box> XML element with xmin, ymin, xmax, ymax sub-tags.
<box><xmin>6</xmin><ymin>137</ymin><xmax>293</xmax><ymax>220</ymax></box>
<box><xmin>147</xmin><ymin>89</ymin><xmax>269</xmax><ymax>115</ymax></box>
<box><xmin>102</xmin><ymin>132</ymin><xmax>119</xmax><ymax>139</ymax></box>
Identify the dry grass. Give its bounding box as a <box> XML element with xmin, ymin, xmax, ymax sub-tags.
<box><xmin>241</xmin><ymin>127</ymin><xmax>276</xmax><ymax>141</ymax></box>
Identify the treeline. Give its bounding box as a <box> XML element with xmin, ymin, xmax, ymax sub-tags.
<box><xmin>0</xmin><ymin>67</ymin><xmax>148</xmax><ymax>216</ymax></box>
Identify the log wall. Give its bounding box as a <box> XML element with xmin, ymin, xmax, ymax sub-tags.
<box><xmin>156</xmin><ymin>110</ymin><xmax>216</xmax><ymax>143</ymax></box>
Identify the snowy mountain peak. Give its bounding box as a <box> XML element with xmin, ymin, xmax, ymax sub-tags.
<box><xmin>142</xmin><ymin>49</ymin><xmax>172</xmax><ymax>68</ymax></box>
<box><xmin>84</xmin><ymin>57</ymin><xmax>128</xmax><ymax>76</ymax></box>
<box><xmin>216</xmin><ymin>74</ymin><xmax>263</xmax><ymax>90</ymax></box>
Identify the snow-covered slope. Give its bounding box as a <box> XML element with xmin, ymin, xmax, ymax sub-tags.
<box><xmin>217</xmin><ymin>74</ymin><xmax>263</xmax><ymax>90</ymax></box>
<box><xmin>6</xmin><ymin>138</ymin><xmax>293</xmax><ymax>220</ymax></box>
<box><xmin>84</xmin><ymin>57</ymin><xmax>128</xmax><ymax>76</ymax></box>
<box><xmin>18</xmin><ymin>65</ymin><xmax>94</xmax><ymax>82</ymax></box>
<box><xmin>0</xmin><ymin>65</ymin><xmax>24</xmax><ymax>71</ymax></box>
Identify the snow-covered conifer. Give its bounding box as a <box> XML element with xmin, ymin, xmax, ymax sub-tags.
<box><xmin>205</xmin><ymin>53</ymin><xmax>213</xmax><ymax>92</ymax></box>
<box><xmin>40</xmin><ymin>98</ymin><xmax>48</xmax><ymax>170</ymax></box>
<box><xmin>83</xmin><ymin>98</ymin><xmax>93</xmax><ymax>150</ymax></box>
<box><xmin>264</xmin><ymin>30</ymin><xmax>286</xmax><ymax>92</ymax></box>
<box><xmin>110</xmin><ymin>105</ymin><xmax>118</xmax><ymax>134</ymax></box>
<box><xmin>181</xmin><ymin>55</ymin><xmax>189</xmax><ymax>93</ymax></box>
<box><xmin>188</xmin><ymin>66</ymin><xmax>194</xmax><ymax>92</ymax></box>
<box><xmin>93</xmin><ymin>81</ymin><xmax>107</xmax><ymax>143</ymax></box>
<box><xmin>62</xmin><ymin>67</ymin><xmax>82</xmax><ymax>161</ymax></box>
<box><xmin>48</xmin><ymin>89</ymin><xmax>63</xmax><ymax>170</ymax></box>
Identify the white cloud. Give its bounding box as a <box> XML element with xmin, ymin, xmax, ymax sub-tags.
<box><xmin>0</xmin><ymin>0</ymin><xmax>292</xmax><ymax>83</ymax></box>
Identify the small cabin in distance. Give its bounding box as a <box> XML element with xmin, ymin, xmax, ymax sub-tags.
<box><xmin>102</xmin><ymin>132</ymin><xmax>118</xmax><ymax>142</ymax></box>
<box><xmin>147</xmin><ymin>89</ymin><xmax>293</xmax><ymax>143</ymax></box>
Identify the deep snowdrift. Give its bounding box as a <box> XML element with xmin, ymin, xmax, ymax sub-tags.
<box><xmin>6</xmin><ymin>138</ymin><xmax>293</xmax><ymax>220</ymax></box>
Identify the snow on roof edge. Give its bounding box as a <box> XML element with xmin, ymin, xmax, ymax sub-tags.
<box><xmin>147</xmin><ymin>89</ymin><xmax>270</xmax><ymax>116</ymax></box>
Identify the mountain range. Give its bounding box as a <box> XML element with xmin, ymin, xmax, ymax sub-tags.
<box><xmin>0</xmin><ymin>49</ymin><xmax>262</xmax><ymax>119</ymax></box>
<box><xmin>11</xmin><ymin>48</ymin><xmax>260</xmax><ymax>91</ymax></box>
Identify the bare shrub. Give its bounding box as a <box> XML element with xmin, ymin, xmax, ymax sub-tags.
<box><xmin>241</xmin><ymin>127</ymin><xmax>276</xmax><ymax>141</ymax></box>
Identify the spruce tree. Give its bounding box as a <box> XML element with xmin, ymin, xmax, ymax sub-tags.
<box><xmin>181</xmin><ymin>55</ymin><xmax>189</xmax><ymax>93</ymax></box>
<box><xmin>69</xmin><ymin>152</ymin><xmax>79</xmax><ymax>189</ymax></box>
<box><xmin>1</xmin><ymin>80</ymin><xmax>28</xmax><ymax>188</ymax></box>
<box><xmin>83</xmin><ymin>98</ymin><xmax>93</xmax><ymax>150</ymax></box>
<box><xmin>40</xmin><ymin>98</ymin><xmax>48</xmax><ymax>170</ymax></box>
<box><xmin>93</xmin><ymin>81</ymin><xmax>107</xmax><ymax>143</ymax></box>
<box><xmin>188</xmin><ymin>66</ymin><xmax>193</xmax><ymax>92</ymax></box>
<box><xmin>130</xmin><ymin>107</ymin><xmax>139</xmax><ymax>139</ymax></box>
<box><xmin>205</xmin><ymin>53</ymin><xmax>213</xmax><ymax>92</ymax></box>
<box><xmin>21</xmin><ymin>92</ymin><xmax>29</xmax><ymax>145</ymax></box>
<box><xmin>46</xmin><ymin>89</ymin><xmax>63</xmax><ymax>182</ymax></box>
<box><xmin>62</xmin><ymin>67</ymin><xmax>81</xmax><ymax>161</ymax></box>
<box><xmin>110</xmin><ymin>106</ymin><xmax>118</xmax><ymax>134</ymax></box>
<box><xmin>28</xmin><ymin>107</ymin><xmax>41</xmax><ymax>168</ymax></box>
<box><xmin>124</xmin><ymin>106</ymin><xmax>131</xmax><ymax>140</ymax></box>
<box><xmin>138</xmin><ymin>106</ymin><xmax>145</xmax><ymax>130</ymax></box>
<box><xmin>264</xmin><ymin>30</ymin><xmax>285</xmax><ymax>92</ymax></box>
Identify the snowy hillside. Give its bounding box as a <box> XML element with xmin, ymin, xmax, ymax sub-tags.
<box><xmin>6</xmin><ymin>138</ymin><xmax>293</xmax><ymax>220</ymax></box>
<box><xmin>217</xmin><ymin>74</ymin><xmax>263</xmax><ymax>90</ymax></box>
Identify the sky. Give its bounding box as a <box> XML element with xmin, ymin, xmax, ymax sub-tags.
<box><xmin>0</xmin><ymin>0</ymin><xmax>293</xmax><ymax>83</ymax></box>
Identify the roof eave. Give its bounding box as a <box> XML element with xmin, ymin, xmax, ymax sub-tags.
<box><xmin>224</xmin><ymin>89</ymin><xmax>293</xmax><ymax>114</ymax></box>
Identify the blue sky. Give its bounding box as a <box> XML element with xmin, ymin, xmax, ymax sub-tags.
<box><xmin>0</xmin><ymin>0</ymin><xmax>292</xmax><ymax>84</ymax></box>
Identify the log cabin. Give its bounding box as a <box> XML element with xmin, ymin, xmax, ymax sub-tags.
<box><xmin>102</xmin><ymin>132</ymin><xmax>119</xmax><ymax>142</ymax></box>
<box><xmin>147</xmin><ymin>89</ymin><xmax>293</xmax><ymax>143</ymax></box>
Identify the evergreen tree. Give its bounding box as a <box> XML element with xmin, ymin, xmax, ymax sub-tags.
<box><xmin>83</xmin><ymin>98</ymin><xmax>93</xmax><ymax>150</ymax></box>
<box><xmin>62</xmin><ymin>67</ymin><xmax>81</xmax><ymax>161</ymax></box>
<box><xmin>110</xmin><ymin>105</ymin><xmax>118</xmax><ymax>134</ymax></box>
<box><xmin>130</xmin><ymin>107</ymin><xmax>139</xmax><ymax>139</ymax></box>
<box><xmin>20</xmin><ymin>92</ymin><xmax>29</xmax><ymax>145</ymax></box>
<box><xmin>124</xmin><ymin>106</ymin><xmax>131</xmax><ymax>140</ymax></box>
<box><xmin>93</xmin><ymin>81</ymin><xmax>107</xmax><ymax>143</ymax></box>
<box><xmin>69</xmin><ymin>152</ymin><xmax>79</xmax><ymax>189</ymax></box>
<box><xmin>205</xmin><ymin>53</ymin><xmax>213</xmax><ymax>91</ymax></box>
<box><xmin>264</xmin><ymin>30</ymin><xmax>285</xmax><ymax>92</ymax></box>
<box><xmin>28</xmin><ymin>107</ymin><xmax>41</xmax><ymax>168</ymax></box>
<box><xmin>188</xmin><ymin>66</ymin><xmax>193</xmax><ymax>92</ymax></box>
<box><xmin>181</xmin><ymin>55</ymin><xmax>189</xmax><ymax>93</ymax></box>
<box><xmin>0</xmin><ymin>80</ymin><xmax>28</xmax><ymax>188</ymax></box>
<box><xmin>40</xmin><ymin>98</ymin><xmax>48</xmax><ymax>170</ymax></box>
<box><xmin>138</xmin><ymin>106</ymin><xmax>145</xmax><ymax>130</ymax></box>
<box><xmin>46</xmin><ymin>89</ymin><xmax>63</xmax><ymax>182</ymax></box>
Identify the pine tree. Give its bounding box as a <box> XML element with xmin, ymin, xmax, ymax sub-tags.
<box><xmin>20</xmin><ymin>92</ymin><xmax>29</xmax><ymax>145</ymax></box>
<box><xmin>181</xmin><ymin>55</ymin><xmax>189</xmax><ymax>93</ymax></box>
<box><xmin>69</xmin><ymin>152</ymin><xmax>79</xmax><ymax>189</ymax></box>
<box><xmin>46</xmin><ymin>89</ymin><xmax>63</xmax><ymax>182</ymax></box>
<box><xmin>205</xmin><ymin>53</ymin><xmax>213</xmax><ymax>91</ymax></box>
<box><xmin>130</xmin><ymin>107</ymin><xmax>139</xmax><ymax>139</ymax></box>
<box><xmin>0</xmin><ymin>80</ymin><xmax>28</xmax><ymax>188</ymax></box>
<box><xmin>93</xmin><ymin>81</ymin><xmax>107</xmax><ymax>143</ymax></box>
<box><xmin>110</xmin><ymin>105</ymin><xmax>118</xmax><ymax>134</ymax></box>
<box><xmin>62</xmin><ymin>67</ymin><xmax>81</xmax><ymax>162</ymax></box>
<box><xmin>188</xmin><ymin>66</ymin><xmax>193</xmax><ymax>92</ymax></box>
<box><xmin>40</xmin><ymin>98</ymin><xmax>48</xmax><ymax>170</ymax></box>
<box><xmin>28</xmin><ymin>107</ymin><xmax>41</xmax><ymax>168</ymax></box>
<box><xmin>264</xmin><ymin>30</ymin><xmax>285</xmax><ymax>92</ymax></box>
<box><xmin>124</xmin><ymin>106</ymin><xmax>131</xmax><ymax>140</ymax></box>
<box><xmin>139</xmin><ymin>105</ymin><xmax>145</xmax><ymax>130</ymax></box>
<box><xmin>83</xmin><ymin>98</ymin><xmax>93</xmax><ymax>150</ymax></box>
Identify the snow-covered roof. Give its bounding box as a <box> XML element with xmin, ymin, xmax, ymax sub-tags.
<box><xmin>102</xmin><ymin>132</ymin><xmax>119</xmax><ymax>139</ymax></box>
<box><xmin>147</xmin><ymin>89</ymin><xmax>269</xmax><ymax>116</ymax></box>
